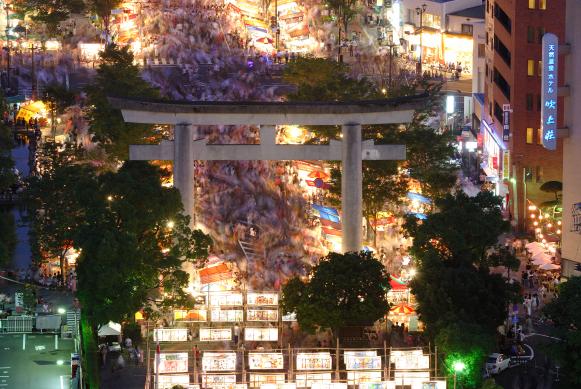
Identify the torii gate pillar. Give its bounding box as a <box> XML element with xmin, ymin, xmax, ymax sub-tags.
<box><xmin>342</xmin><ymin>124</ymin><xmax>363</xmax><ymax>252</ymax></box>
<box><xmin>173</xmin><ymin>123</ymin><xmax>195</xmax><ymax>225</ymax></box>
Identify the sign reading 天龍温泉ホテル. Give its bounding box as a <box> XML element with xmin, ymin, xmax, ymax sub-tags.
<box><xmin>541</xmin><ymin>33</ymin><xmax>558</xmax><ymax>151</ymax></box>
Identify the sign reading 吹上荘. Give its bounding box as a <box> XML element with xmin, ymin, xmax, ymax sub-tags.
<box><xmin>541</xmin><ymin>33</ymin><xmax>558</xmax><ymax>151</ymax></box>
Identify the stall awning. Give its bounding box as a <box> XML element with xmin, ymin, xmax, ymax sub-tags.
<box><xmin>199</xmin><ymin>263</ymin><xmax>232</xmax><ymax>284</ymax></box>
<box><xmin>5</xmin><ymin>94</ymin><xmax>25</xmax><ymax>104</ymax></box>
<box><xmin>407</xmin><ymin>192</ymin><xmax>431</xmax><ymax>205</ymax></box>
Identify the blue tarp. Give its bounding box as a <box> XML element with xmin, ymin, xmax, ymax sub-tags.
<box><xmin>407</xmin><ymin>192</ymin><xmax>431</xmax><ymax>205</ymax></box>
<box><xmin>312</xmin><ymin>204</ymin><xmax>341</xmax><ymax>223</ymax></box>
<box><xmin>408</xmin><ymin>212</ymin><xmax>428</xmax><ymax>220</ymax></box>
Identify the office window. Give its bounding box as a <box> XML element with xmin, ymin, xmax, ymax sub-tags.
<box><xmin>538</xmin><ymin>61</ymin><xmax>543</xmax><ymax>76</ymax></box>
<box><xmin>526</xmin><ymin>94</ymin><xmax>534</xmax><ymax>111</ymax></box>
<box><xmin>527</xmin><ymin>60</ymin><xmax>535</xmax><ymax>76</ymax></box>
<box><xmin>528</xmin><ymin>0</ymin><xmax>536</xmax><ymax>9</ymax></box>
<box><xmin>536</xmin><ymin>166</ymin><xmax>544</xmax><ymax>182</ymax></box>
<box><xmin>537</xmin><ymin>95</ymin><xmax>542</xmax><ymax>111</ymax></box>
<box><xmin>526</xmin><ymin>128</ymin><xmax>534</xmax><ymax>144</ymax></box>
<box><xmin>524</xmin><ymin>167</ymin><xmax>534</xmax><ymax>182</ymax></box>
<box><xmin>540</xmin><ymin>0</ymin><xmax>546</xmax><ymax>9</ymax></box>
<box><xmin>537</xmin><ymin>27</ymin><xmax>546</xmax><ymax>43</ymax></box>
<box><xmin>461</xmin><ymin>24</ymin><xmax>474</xmax><ymax>34</ymax></box>
<box><xmin>478</xmin><ymin>44</ymin><xmax>485</xmax><ymax>58</ymax></box>
<box><xmin>537</xmin><ymin>128</ymin><xmax>543</xmax><ymax>144</ymax></box>
<box><xmin>527</xmin><ymin>26</ymin><xmax>535</xmax><ymax>43</ymax></box>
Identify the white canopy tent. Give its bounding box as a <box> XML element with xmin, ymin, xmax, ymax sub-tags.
<box><xmin>539</xmin><ymin>263</ymin><xmax>560</xmax><ymax>271</ymax></box>
<box><xmin>98</xmin><ymin>321</ymin><xmax>122</xmax><ymax>337</ymax></box>
<box><xmin>532</xmin><ymin>252</ymin><xmax>553</xmax><ymax>263</ymax></box>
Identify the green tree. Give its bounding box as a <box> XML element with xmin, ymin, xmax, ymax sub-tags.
<box><xmin>12</xmin><ymin>0</ymin><xmax>84</xmax><ymax>35</ymax></box>
<box><xmin>43</xmin><ymin>83</ymin><xmax>76</xmax><ymax>114</ymax></box>
<box><xmin>85</xmin><ymin>44</ymin><xmax>159</xmax><ymax>160</ymax></box>
<box><xmin>543</xmin><ymin>276</ymin><xmax>581</xmax><ymax>388</ymax></box>
<box><xmin>405</xmin><ymin>191</ymin><xmax>520</xmax><ymax>388</ymax></box>
<box><xmin>75</xmin><ymin>161</ymin><xmax>212</xmax><ymax>327</ymax></box>
<box><xmin>27</xmin><ymin>142</ymin><xmax>88</xmax><ymax>284</ymax></box>
<box><xmin>87</xmin><ymin>0</ymin><xmax>122</xmax><ymax>41</ymax></box>
<box><xmin>280</xmin><ymin>251</ymin><xmax>390</xmax><ymax>335</ymax></box>
<box><xmin>0</xmin><ymin>122</ymin><xmax>16</xmax><ymax>265</ymax></box>
<box><xmin>324</xmin><ymin>0</ymin><xmax>358</xmax><ymax>54</ymax></box>
<box><xmin>540</xmin><ymin>180</ymin><xmax>562</xmax><ymax>201</ymax></box>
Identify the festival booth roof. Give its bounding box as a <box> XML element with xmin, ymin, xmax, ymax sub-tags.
<box><xmin>199</xmin><ymin>263</ymin><xmax>232</xmax><ymax>284</ymax></box>
<box><xmin>539</xmin><ymin>263</ymin><xmax>560</xmax><ymax>271</ymax></box>
<box><xmin>390</xmin><ymin>303</ymin><xmax>415</xmax><ymax>315</ymax></box>
<box><xmin>526</xmin><ymin>242</ymin><xmax>544</xmax><ymax>250</ymax></box>
<box><xmin>532</xmin><ymin>252</ymin><xmax>552</xmax><ymax>264</ymax></box>
<box><xmin>389</xmin><ymin>279</ymin><xmax>408</xmax><ymax>291</ymax></box>
<box><xmin>98</xmin><ymin>321</ymin><xmax>122</xmax><ymax>337</ymax></box>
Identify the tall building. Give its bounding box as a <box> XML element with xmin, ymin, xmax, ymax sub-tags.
<box><xmin>562</xmin><ymin>0</ymin><xmax>581</xmax><ymax>276</ymax></box>
<box><xmin>481</xmin><ymin>0</ymin><xmax>565</xmax><ymax>229</ymax></box>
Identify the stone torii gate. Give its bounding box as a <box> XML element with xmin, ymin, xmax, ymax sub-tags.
<box><xmin>110</xmin><ymin>97</ymin><xmax>423</xmax><ymax>253</ymax></box>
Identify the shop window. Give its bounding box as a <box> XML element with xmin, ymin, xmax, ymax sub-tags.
<box><xmin>526</xmin><ymin>94</ymin><xmax>534</xmax><ymax>111</ymax></box>
<box><xmin>540</xmin><ymin>0</ymin><xmax>546</xmax><ymax>9</ymax></box>
<box><xmin>536</xmin><ymin>166</ymin><xmax>544</xmax><ymax>182</ymax></box>
<box><xmin>527</xmin><ymin>60</ymin><xmax>535</xmax><ymax>76</ymax></box>
<box><xmin>528</xmin><ymin>0</ymin><xmax>536</xmax><ymax>9</ymax></box>
<box><xmin>537</xmin><ymin>27</ymin><xmax>546</xmax><ymax>43</ymax></box>
<box><xmin>537</xmin><ymin>128</ymin><xmax>543</xmax><ymax>144</ymax></box>
<box><xmin>461</xmin><ymin>24</ymin><xmax>473</xmax><ymax>34</ymax></box>
<box><xmin>527</xmin><ymin>26</ymin><xmax>535</xmax><ymax>43</ymax></box>
<box><xmin>524</xmin><ymin>167</ymin><xmax>534</xmax><ymax>182</ymax></box>
<box><xmin>526</xmin><ymin>128</ymin><xmax>534</xmax><ymax>144</ymax></box>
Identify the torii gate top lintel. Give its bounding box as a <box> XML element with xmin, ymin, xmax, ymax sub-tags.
<box><xmin>113</xmin><ymin>96</ymin><xmax>425</xmax><ymax>253</ymax></box>
<box><xmin>109</xmin><ymin>95</ymin><xmax>426</xmax><ymax>125</ymax></box>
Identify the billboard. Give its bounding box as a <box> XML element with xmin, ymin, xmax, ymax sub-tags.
<box><xmin>248</xmin><ymin>353</ymin><xmax>284</xmax><ymax>370</ymax></box>
<box><xmin>247</xmin><ymin>309</ymin><xmax>279</xmax><ymax>322</ymax></box>
<box><xmin>200</xmin><ymin>328</ymin><xmax>232</xmax><ymax>342</ymax></box>
<box><xmin>211</xmin><ymin>309</ymin><xmax>244</xmax><ymax>322</ymax></box>
<box><xmin>296</xmin><ymin>353</ymin><xmax>332</xmax><ymax>370</ymax></box>
<box><xmin>209</xmin><ymin>292</ymin><xmax>243</xmax><ymax>307</ymax></box>
<box><xmin>202</xmin><ymin>353</ymin><xmax>237</xmax><ymax>371</ymax></box>
<box><xmin>541</xmin><ymin>33</ymin><xmax>558</xmax><ymax>151</ymax></box>
<box><xmin>153</xmin><ymin>328</ymin><xmax>188</xmax><ymax>342</ymax></box>
<box><xmin>155</xmin><ymin>353</ymin><xmax>189</xmax><ymax>374</ymax></box>
<box><xmin>247</xmin><ymin>293</ymin><xmax>279</xmax><ymax>306</ymax></box>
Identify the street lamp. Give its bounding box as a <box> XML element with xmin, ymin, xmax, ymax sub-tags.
<box><xmin>57</xmin><ymin>307</ymin><xmax>66</xmax><ymax>315</ymax></box>
<box><xmin>415</xmin><ymin>3</ymin><xmax>427</xmax><ymax>77</ymax></box>
<box><xmin>452</xmin><ymin>360</ymin><xmax>465</xmax><ymax>389</ymax></box>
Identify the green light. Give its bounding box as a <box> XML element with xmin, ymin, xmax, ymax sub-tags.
<box><xmin>453</xmin><ymin>361</ymin><xmax>466</xmax><ymax>372</ymax></box>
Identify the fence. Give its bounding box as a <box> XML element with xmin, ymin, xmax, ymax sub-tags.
<box><xmin>0</xmin><ymin>316</ymin><xmax>34</xmax><ymax>332</ymax></box>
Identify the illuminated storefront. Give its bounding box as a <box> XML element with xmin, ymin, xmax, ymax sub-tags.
<box><xmin>480</xmin><ymin>120</ymin><xmax>507</xmax><ymax>195</ymax></box>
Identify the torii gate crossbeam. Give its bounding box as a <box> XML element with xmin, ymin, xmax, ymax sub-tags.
<box><xmin>111</xmin><ymin>96</ymin><xmax>425</xmax><ymax>253</ymax></box>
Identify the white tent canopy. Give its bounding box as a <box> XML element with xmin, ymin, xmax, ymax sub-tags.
<box><xmin>539</xmin><ymin>263</ymin><xmax>560</xmax><ymax>271</ymax></box>
<box><xmin>526</xmin><ymin>242</ymin><xmax>545</xmax><ymax>250</ymax></box>
<box><xmin>532</xmin><ymin>252</ymin><xmax>552</xmax><ymax>263</ymax></box>
<box><xmin>98</xmin><ymin>321</ymin><xmax>122</xmax><ymax>337</ymax></box>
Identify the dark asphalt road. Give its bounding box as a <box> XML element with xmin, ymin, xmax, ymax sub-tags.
<box><xmin>0</xmin><ymin>333</ymin><xmax>74</xmax><ymax>389</ymax></box>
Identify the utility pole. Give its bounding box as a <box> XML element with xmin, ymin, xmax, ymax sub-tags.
<box><xmin>31</xmin><ymin>44</ymin><xmax>36</xmax><ymax>100</ymax></box>
<box><xmin>415</xmin><ymin>4</ymin><xmax>427</xmax><ymax>77</ymax></box>
<box><xmin>4</xmin><ymin>4</ymin><xmax>10</xmax><ymax>92</ymax></box>
<box><xmin>274</xmin><ymin>0</ymin><xmax>279</xmax><ymax>51</ymax></box>
<box><xmin>386</xmin><ymin>35</ymin><xmax>397</xmax><ymax>89</ymax></box>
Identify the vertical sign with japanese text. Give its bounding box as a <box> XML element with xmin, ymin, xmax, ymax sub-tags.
<box><xmin>541</xmin><ymin>33</ymin><xmax>558</xmax><ymax>150</ymax></box>
<box><xmin>502</xmin><ymin>104</ymin><xmax>511</xmax><ymax>142</ymax></box>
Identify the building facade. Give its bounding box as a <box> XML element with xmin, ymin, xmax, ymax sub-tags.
<box><xmin>562</xmin><ymin>0</ymin><xmax>581</xmax><ymax>276</ymax></box>
<box><xmin>482</xmin><ymin>0</ymin><xmax>565</xmax><ymax>229</ymax></box>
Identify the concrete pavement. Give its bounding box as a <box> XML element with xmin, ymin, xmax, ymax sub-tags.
<box><xmin>0</xmin><ymin>333</ymin><xmax>74</xmax><ymax>389</ymax></box>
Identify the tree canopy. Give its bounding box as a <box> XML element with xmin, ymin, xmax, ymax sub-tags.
<box><xmin>281</xmin><ymin>251</ymin><xmax>390</xmax><ymax>334</ymax></box>
<box><xmin>85</xmin><ymin>44</ymin><xmax>159</xmax><ymax>160</ymax></box>
<box><xmin>0</xmin><ymin>122</ymin><xmax>16</xmax><ymax>265</ymax></box>
<box><xmin>404</xmin><ymin>191</ymin><xmax>520</xmax><ymax>387</ymax></box>
<box><xmin>543</xmin><ymin>276</ymin><xmax>581</xmax><ymax>387</ymax></box>
<box><xmin>13</xmin><ymin>0</ymin><xmax>85</xmax><ymax>35</ymax></box>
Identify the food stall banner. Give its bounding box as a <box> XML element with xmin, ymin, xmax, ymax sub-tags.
<box><xmin>296</xmin><ymin>353</ymin><xmax>332</xmax><ymax>370</ymax></box>
<box><xmin>347</xmin><ymin>371</ymin><xmax>382</xmax><ymax>385</ymax></box>
<box><xmin>153</xmin><ymin>328</ymin><xmax>188</xmax><ymax>342</ymax></box>
<box><xmin>344</xmin><ymin>356</ymin><xmax>382</xmax><ymax>370</ymax></box>
<box><xmin>294</xmin><ymin>373</ymin><xmax>332</xmax><ymax>387</ymax></box>
<box><xmin>210</xmin><ymin>292</ymin><xmax>243</xmax><ymax>306</ymax></box>
<box><xmin>247</xmin><ymin>292</ymin><xmax>279</xmax><ymax>306</ymax></box>
<box><xmin>245</xmin><ymin>328</ymin><xmax>278</xmax><ymax>341</ymax></box>
<box><xmin>249</xmin><ymin>373</ymin><xmax>286</xmax><ymax>388</ymax></box>
<box><xmin>201</xmin><ymin>374</ymin><xmax>237</xmax><ymax>388</ymax></box>
<box><xmin>260</xmin><ymin>384</ymin><xmax>297</xmax><ymax>389</ymax></box>
<box><xmin>311</xmin><ymin>384</ymin><xmax>348</xmax><ymax>389</ymax></box>
<box><xmin>248</xmin><ymin>353</ymin><xmax>284</xmax><ymax>370</ymax></box>
<box><xmin>155</xmin><ymin>353</ymin><xmax>188</xmax><ymax>374</ymax></box>
<box><xmin>211</xmin><ymin>309</ymin><xmax>244</xmax><ymax>322</ymax></box>
<box><xmin>158</xmin><ymin>374</ymin><xmax>191</xmax><ymax>389</ymax></box>
<box><xmin>389</xmin><ymin>349</ymin><xmax>429</xmax><ymax>370</ymax></box>
<box><xmin>174</xmin><ymin>309</ymin><xmax>208</xmax><ymax>322</ymax></box>
<box><xmin>202</xmin><ymin>353</ymin><xmax>237</xmax><ymax>371</ymax></box>
<box><xmin>247</xmin><ymin>309</ymin><xmax>279</xmax><ymax>321</ymax></box>
<box><xmin>200</xmin><ymin>328</ymin><xmax>232</xmax><ymax>342</ymax></box>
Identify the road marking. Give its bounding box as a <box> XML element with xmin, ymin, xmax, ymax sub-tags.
<box><xmin>60</xmin><ymin>375</ymin><xmax>65</xmax><ymax>389</ymax></box>
<box><xmin>35</xmin><ymin>345</ymin><xmax>46</xmax><ymax>351</ymax></box>
<box><xmin>0</xmin><ymin>367</ymin><xmax>10</xmax><ymax>369</ymax></box>
<box><xmin>3</xmin><ymin>348</ymin><xmax>8</xmax><ymax>351</ymax></box>
<box><xmin>22</xmin><ymin>334</ymin><xmax>25</xmax><ymax>351</ymax></box>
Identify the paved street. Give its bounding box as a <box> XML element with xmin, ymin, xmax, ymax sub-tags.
<box><xmin>0</xmin><ymin>334</ymin><xmax>74</xmax><ymax>389</ymax></box>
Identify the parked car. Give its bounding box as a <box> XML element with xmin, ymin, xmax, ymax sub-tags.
<box><xmin>486</xmin><ymin>353</ymin><xmax>511</xmax><ymax>374</ymax></box>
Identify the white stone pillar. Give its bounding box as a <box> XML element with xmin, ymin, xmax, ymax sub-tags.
<box><xmin>260</xmin><ymin>125</ymin><xmax>277</xmax><ymax>146</ymax></box>
<box><xmin>341</xmin><ymin>123</ymin><xmax>362</xmax><ymax>253</ymax></box>
<box><xmin>173</xmin><ymin>123</ymin><xmax>195</xmax><ymax>226</ymax></box>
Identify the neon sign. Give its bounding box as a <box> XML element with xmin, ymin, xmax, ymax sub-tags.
<box><xmin>541</xmin><ymin>33</ymin><xmax>558</xmax><ymax>151</ymax></box>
